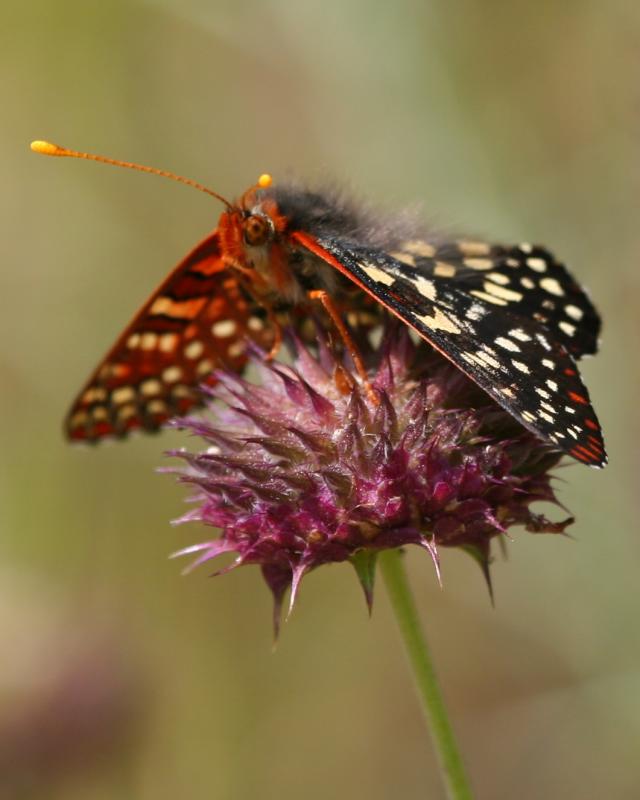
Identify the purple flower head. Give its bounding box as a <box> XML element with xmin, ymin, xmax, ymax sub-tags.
<box><xmin>165</xmin><ymin>322</ymin><xmax>572</xmax><ymax>634</ymax></box>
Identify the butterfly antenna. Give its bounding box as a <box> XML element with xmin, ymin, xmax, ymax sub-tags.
<box><xmin>30</xmin><ymin>140</ymin><xmax>234</xmax><ymax>209</ymax></box>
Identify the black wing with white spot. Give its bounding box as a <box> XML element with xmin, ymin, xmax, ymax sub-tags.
<box><xmin>386</xmin><ymin>239</ymin><xmax>601</xmax><ymax>358</ymax></box>
<box><xmin>295</xmin><ymin>234</ymin><xmax>606</xmax><ymax>467</ymax></box>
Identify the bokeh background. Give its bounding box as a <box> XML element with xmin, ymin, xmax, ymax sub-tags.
<box><xmin>2</xmin><ymin>1</ymin><xmax>639</xmax><ymax>798</ymax></box>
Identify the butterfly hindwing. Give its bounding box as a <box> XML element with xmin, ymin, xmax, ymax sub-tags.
<box><xmin>66</xmin><ymin>232</ymin><xmax>273</xmax><ymax>442</ymax></box>
<box><xmin>292</xmin><ymin>232</ymin><xmax>606</xmax><ymax>467</ymax></box>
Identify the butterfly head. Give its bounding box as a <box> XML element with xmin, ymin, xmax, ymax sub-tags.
<box><xmin>236</xmin><ymin>172</ymin><xmax>287</xmax><ymax>245</ymax></box>
<box><xmin>213</xmin><ymin>173</ymin><xmax>302</xmax><ymax>294</ymax></box>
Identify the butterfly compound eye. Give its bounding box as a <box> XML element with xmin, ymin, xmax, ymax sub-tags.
<box><xmin>243</xmin><ymin>214</ymin><xmax>273</xmax><ymax>247</ymax></box>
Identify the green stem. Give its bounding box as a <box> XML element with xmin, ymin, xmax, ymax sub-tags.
<box><xmin>379</xmin><ymin>549</ymin><xmax>473</xmax><ymax>800</ymax></box>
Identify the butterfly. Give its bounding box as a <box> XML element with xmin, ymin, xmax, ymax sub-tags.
<box><xmin>32</xmin><ymin>141</ymin><xmax>606</xmax><ymax>466</ymax></box>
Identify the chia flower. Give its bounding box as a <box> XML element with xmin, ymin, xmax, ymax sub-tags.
<box><xmin>165</xmin><ymin>321</ymin><xmax>572</xmax><ymax>634</ymax></box>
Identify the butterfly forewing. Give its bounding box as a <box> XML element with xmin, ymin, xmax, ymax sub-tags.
<box><xmin>293</xmin><ymin>233</ymin><xmax>606</xmax><ymax>467</ymax></box>
<box><xmin>66</xmin><ymin>232</ymin><xmax>273</xmax><ymax>442</ymax></box>
<box><xmin>387</xmin><ymin>239</ymin><xmax>601</xmax><ymax>358</ymax></box>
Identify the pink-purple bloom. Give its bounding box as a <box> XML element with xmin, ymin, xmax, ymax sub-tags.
<box><xmin>165</xmin><ymin>324</ymin><xmax>572</xmax><ymax>632</ymax></box>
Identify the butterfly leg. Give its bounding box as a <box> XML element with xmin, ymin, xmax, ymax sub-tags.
<box><xmin>307</xmin><ymin>289</ymin><xmax>378</xmax><ymax>404</ymax></box>
<box><xmin>265</xmin><ymin>307</ymin><xmax>283</xmax><ymax>360</ymax></box>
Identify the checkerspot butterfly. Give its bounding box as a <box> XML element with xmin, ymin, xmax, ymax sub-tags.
<box><xmin>32</xmin><ymin>140</ymin><xmax>606</xmax><ymax>467</ymax></box>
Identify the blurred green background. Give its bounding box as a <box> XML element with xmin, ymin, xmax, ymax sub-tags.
<box><xmin>2</xmin><ymin>1</ymin><xmax>639</xmax><ymax>798</ymax></box>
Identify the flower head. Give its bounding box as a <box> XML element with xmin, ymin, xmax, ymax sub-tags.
<box><xmin>166</xmin><ymin>323</ymin><xmax>572</xmax><ymax>633</ymax></box>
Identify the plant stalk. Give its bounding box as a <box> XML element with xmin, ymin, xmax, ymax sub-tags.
<box><xmin>379</xmin><ymin>549</ymin><xmax>473</xmax><ymax>800</ymax></box>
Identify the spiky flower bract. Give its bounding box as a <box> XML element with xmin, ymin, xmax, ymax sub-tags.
<box><xmin>165</xmin><ymin>322</ymin><xmax>572</xmax><ymax>632</ymax></box>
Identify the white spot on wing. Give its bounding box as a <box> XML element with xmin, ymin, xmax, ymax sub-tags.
<box><xmin>512</xmin><ymin>359</ymin><xmax>530</xmax><ymax>374</ymax></box>
<box><xmin>159</xmin><ymin>333</ymin><xmax>178</xmax><ymax>353</ymax></box>
<box><xmin>118</xmin><ymin>404</ymin><xmax>136</xmax><ymax>420</ymax></box>
<box><xmin>227</xmin><ymin>341</ymin><xmax>246</xmax><ymax>359</ymax></box>
<box><xmin>487</xmin><ymin>272</ymin><xmax>510</xmax><ymax>286</ymax></box>
<box><xmin>475</xmin><ymin>350</ymin><xmax>502</xmax><ymax>370</ymax></box>
<box><xmin>404</xmin><ymin>240</ymin><xmax>436</xmax><ymax>257</ymax></box>
<box><xmin>141</xmin><ymin>332</ymin><xmax>158</xmax><ymax>351</ymax></box>
<box><xmin>483</xmin><ymin>282</ymin><xmax>523</xmax><ymax>303</ymax></box>
<box><xmin>467</xmin><ymin>302</ymin><xmax>487</xmax><ymax>321</ymax></box>
<box><xmin>147</xmin><ymin>399</ymin><xmax>168</xmax><ymax>416</ymax></box>
<box><xmin>112</xmin><ymin>386</ymin><xmax>136</xmax><ymax>405</ymax></box>
<box><xmin>410</xmin><ymin>275</ymin><xmax>437</xmax><ymax>301</ymax></box>
<box><xmin>196</xmin><ymin>358</ymin><xmax>214</xmax><ymax>376</ymax></box>
<box><xmin>212</xmin><ymin>320</ymin><xmax>237</xmax><ymax>338</ymax></box>
<box><xmin>70</xmin><ymin>411</ymin><xmax>89</xmax><ymax>428</ymax></box>
<box><xmin>185</xmin><ymin>340</ymin><xmax>204</xmax><ymax>359</ymax></box>
<box><xmin>540</xmin><ymin>277</ymin><xmax>565</xmax><ymax>297</ymax></box>
<box><xmin>527</xmin><ymin>257</ymin><xmax>547</xmax><ymax>272</ymax></box>
<box><xmin>162</xmin><ymin>366</ymin><xmax>182</xmax><ymax>383</ymax></box>
<box><xmin>458</xmin><ymin>241</ymin><xmax>490</xmax><ymax>256</ymax></box>
<box><xmin>565</xmin><ymin>304</ymin><xmax>584</xmax><ymax>321</ymax></box>
<box><xmin>535</xmin><ymin>333</ymin><xmax>551</xmax><ymax>351</ymax></box>
<box><xmin>140</xmin><ymin>379</ymin><xmax>162</xmax><ymax>397</ymax></box>
<box><xmin>248</xmin><ymin>316</ymin><xmax>265</xmax><ymax>331</ymax></box>
<box><xmin>495</xmin><ymin>336</ymin><xmax>520</xmax><ymax>352</ymax></box>
<box><xmin>82</xmin><ymin>387</ymin><xmax>107</xmax><ymax>403</ymax></box>
<box><xmin>559</xmin><ymin>320</ymin><xmax>577</xmax><ymax>337</ymax></box>
<box><xmin>389</xmin><ymin>250</ymin><xmax>416</xmax><ymax>267</ymax></box>
<box><xmin>470</xmin><ymin>290</ymin><xmax>508</xmax><ymax>306</ymax></box>
<box><xmin>509</xmin><ymin>328</ymin><xmax>531</xmax><ymax>342</ymax></box>
<box><xmin>433</xmin><ymin>262</ymin><xmax>456</xmax><ymax>278</ymax></box>
<box><xmin>361</xmin><ymin>262</ymin><xmax>395</xmax><ymax>286</ymax></box>
<box><xmin>464</xmin><ymin>257</ymin><xmax>494</xmax><ymax>271</ymax></box>
<box><xmin>413</xmin><ymin>307</ymin><xmax>461</xmax><ymax>334</ymax></box>
<box><xmin>461</xmin><ymin>352</ymin><xmax>476</xmax><ymax>365</ymax></box>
